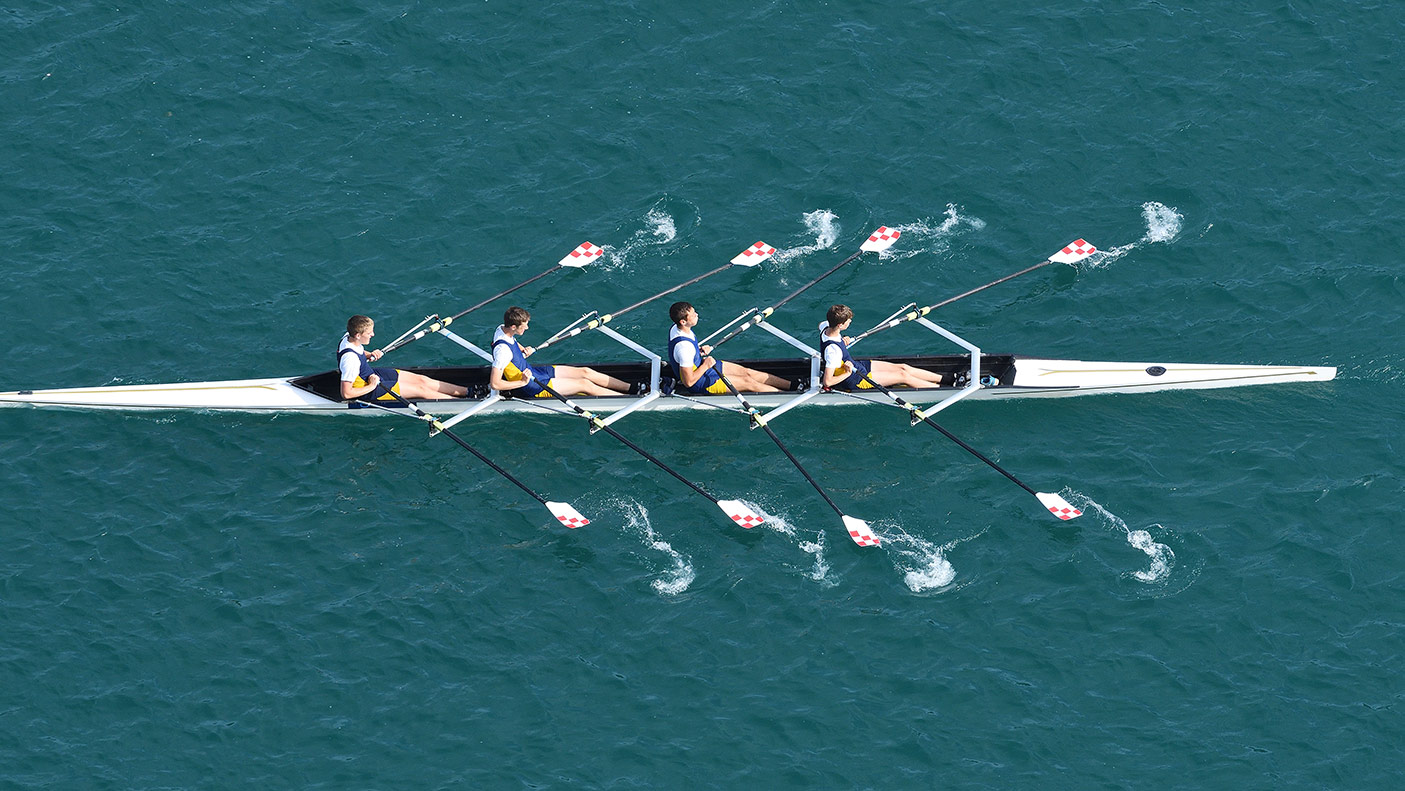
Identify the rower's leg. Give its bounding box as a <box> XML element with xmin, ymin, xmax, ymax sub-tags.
<box><xmin>865</xmin><ymin>360</ymin><xmax>942</xmax><ymax>389</ymax></box>
<box><xmin>556</xmin><ymin>364</ymin><xmax>629</xmax><ymax>393</ymax></box>
<box><xmin>396</xmin><ymin>371</ymin><xmax>469</xmax><ymax>399</ymax></box>
<box><xmin>549</xmin><ymin>375</ymin><xmax>619</xmax><ymax>397</ymax></box>
<box><xmin>720</xmin><ymin>362</ymin><xmax>787</xmax><ymax>393</ymax></box>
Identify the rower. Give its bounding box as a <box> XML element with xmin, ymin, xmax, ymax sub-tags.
<box><xmin>490</xmin><ymin>306</ymin><xmax>634</xmax><ymax>398</ymax></box>
<box><xmin>819</xmin><ymin>305</ymin><xmax>945</xmax><ymax>391</ymax></box>
<box><xmin>667</xmin><ymin>302</ymin><xmax>796</xmax><ymax>394</ymax></box>
<box><xmin>339</xmin><ymin>315</ymin><xmax>469</xmax><ymax>403</ymax></box>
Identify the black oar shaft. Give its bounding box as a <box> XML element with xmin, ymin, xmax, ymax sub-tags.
<box><xmin>610</xmin><ymin>262</ymin><xmax>732</xmax><ymax>321</ymax></box>
<box><xmin>447</xmin><ymin>264</ymin><xmax>563</xmax><ymax>323</ymax></box>
<box><xmin>855</xmin><ymin>257</ymin><xmax>1058</xmax><ymax>343</ymax></box>
<box><xmin>712</xmin><ymin>247</ymin><xmax>867</xmax><ymax>352</ymax></box>
<box><xmin>372</xmin><ymin>391</ymin><xmax>550</xmax><ymax>505</ymax></box>
<box><xmin>383</xmin><ymin>264</ymin><xmax>567</xmax><ymax>353</ymax></box>
<box><xmin>859</xmin><ymin>374</ymin><xmax>1037</xmax><ymax>496</ymax></box>
<box><xmin>538</xmin><ymin>383</ymin><xmax>720</xmax><ymax>505</ymax></box>
<box><xmin>717</xmin><ymin>373</ymin><xmax>846</xmax><ymax>518</ymax></box>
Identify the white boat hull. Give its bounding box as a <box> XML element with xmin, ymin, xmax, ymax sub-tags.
<box><xmin>0</xmin><ymin>356</ymin><xmax>1337</xmax><ymax>415</ymax></box>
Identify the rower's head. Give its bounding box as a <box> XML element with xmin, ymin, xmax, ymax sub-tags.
<box><xmin>503</xmin><ymin>306</ymin><xmax>531</xmax><ymax>334</ymax></box>
<box><xmin>347</xmin><ymin>314</ymin><xmax>375</xmax><ymax>343</ymax></box>
<box><xmin>826</xmin><ymin>304</ymin><xmax>854</xmax><ymax>331</ymax></box>
<box><xmin>669</xmin><ymin>301</ymin><xmax>698</xmax><ymax>328</ymax></box>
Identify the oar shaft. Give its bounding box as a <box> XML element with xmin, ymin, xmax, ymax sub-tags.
<box><xmin>858</xmin><ymin>374</ymin><xmax>1037</xmax><ymax>496</ymax></box>
<box><xmin>712</xmin><ymin>247</ymin><xmax>867</xmax><ymax>352</ymax></box>
<box><xmin>534</xmin><ymin>261</ymin><xmax>736</xmax><ymax>353</ymax></box>
<box><xmin>854</xmin><ymin>257</ymin><xmax>1059</xmax><ymax>343</ymax></box>
<box><xmin>717</xmin><ymin>372</ymin><xmax>847</xmax><ymax>518</ymax></box>
<box><xmin>372</xmin><ymin>390</ymin><xmax>550</xmax><ymax>505</ymax></box>
<box><xmin>383</xmin><ymin>264</ymin><xmax>566</xmax><ymax>353</ymax></box>
<box><xmin>537</xmin><ymin>383</ymin><xmax>720</xmax><ymax>505</ymax></box>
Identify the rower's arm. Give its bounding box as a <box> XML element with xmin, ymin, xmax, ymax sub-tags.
<box><xmin>341</xmin><ymin>375</ymin><xmax>381</xmax><ymax>400</ymax></box>
<box><xmin>820</xmin><ymin>363</ymin><xmax>849</xmax><ymax>389</ymax></box>
<box><xmin>489</xmin><ymin>367</ymin><xmax>528</xmax><ymax>392</ymax></box>
<box><xmin>678</xmin><ymin>357</ymin><xmax>715</xmax><ymax>387</ymax></box>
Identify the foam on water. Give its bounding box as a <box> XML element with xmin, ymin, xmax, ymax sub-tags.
<box><xmin>749</xmin><ymin>502</ymin><xmax>838</xmax><ymax>586</ymax></box>
<box><xmin>773</xmin><ymin>209</ymin><xmax>839</xmax><ymax>264</ymax></box>
<box><xmin>884</xmin><ymin>204</ymin><xmax>986</xmax><ymax>261</ymax></box>
<box><xmin>620</xmin><ymin>500</ymin><xmax>695</xmax><ymax>596</ymax></box>
<box><xmin>1082</xmin><ymin>201</ymin><xmax>1185</xmax><ymax>269</ymax></box>
<box><xmin>1066</xmin><ymin>490</ymin><xmax>1175</xmax><ymax>583</ymax></box>
<box><xmin>599</xmin><ymin>200</ymin><xmax>685</xmax><ymax>270</ymax></box>
<box><xmin>878</xmin><ymin>525</ymin><xmax>981</xmax><ymax>593</ymax></box>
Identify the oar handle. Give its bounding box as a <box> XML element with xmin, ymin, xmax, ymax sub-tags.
<box><xmin>381</xmin><ymin>263</ymin><xmax>568</xmax><ymax>355</ymax></box>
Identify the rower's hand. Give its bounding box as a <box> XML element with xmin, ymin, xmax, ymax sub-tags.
<box><xmin>843</xmin><ymin>335</ymin><xmax>855</xmax><ymax>345</ymax></box>
<box><xmin>700</xmin><ymin>344</ymin><xmax>713</xmax><ymax>355</ymax></box>
<box><xmin>701</xmin><ymin>355</ymin><xmax>715</xmax><ymax>369</ymax></box>
<box><xmin>522</xmin><ymin>346</ymin><xmax>535</xmax><ymax>357</ymax></box>
<box><xmin>367</xmin><ymin>349</ymin><xmax>384</xmax><ymax>362</ymax></box>
<box><xmin>367</xmin><ymin>374</ymin><xmax>381</xmax><ymax>389</ymax></box>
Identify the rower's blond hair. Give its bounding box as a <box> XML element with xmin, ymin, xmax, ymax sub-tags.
<box><xmin>347</xmin><ymin>315</ymin><xmax>374</xmax><ymax>335</ymax></box>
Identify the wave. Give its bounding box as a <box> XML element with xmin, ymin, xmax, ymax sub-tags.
<box><xmin>620</xmin><ymin>500</ymin><xmax>695</xmax><ymax>595</ymax></box>
<box><xmin>1083</xmin><ymin>201</ymin><xmax>1184</xmax><ymax>269</ymax></box>
<box><xmin>1065</xmin><ymin>490</ymin><xmax>1174</xmax><ymax>583</ymax></box>
<box><xmin>773</xmin><ymin>209</ymin><xmax>840</xmax><ymax>264</ymax></box>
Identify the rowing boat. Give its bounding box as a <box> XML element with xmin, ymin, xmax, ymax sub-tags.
<box><xmin>0</xmin><ymin>229</ymin><xmax>1338</xmax><ymax>544</ymax></box>
<box><xmin>0</xmin><ymin>352</ymin><xmax>1335</xmax><ymax>414</ymax></box>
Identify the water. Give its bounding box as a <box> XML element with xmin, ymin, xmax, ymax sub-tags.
<box><xmin>3</xmin><ymin>2</ymin><xmax>1402</xmax><ymax>787</ymax></box>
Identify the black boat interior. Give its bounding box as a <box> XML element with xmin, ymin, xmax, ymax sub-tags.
<box><xmin>289</xmin><ymin>354</ymin><xmax>1019</xmax><ymax>405</ymax></box>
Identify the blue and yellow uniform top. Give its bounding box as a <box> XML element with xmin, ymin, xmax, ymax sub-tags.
<box><xmin>491</xmin><ymin>326</ymin><xmax>556</xmax><ymax>398</ymax></box>
<box><xmin>819</xmin><ymin>328</ymin><xmax>874</xmax><ymax>391</ymax></box>
<box><xmin>337</xmin><ymin>334</ymin><xmax>401</xmax><ymax>405</ymax></box>
<box><xmin>668</xmin><ymin>325</ymin><xmax>728</xmax><ymax>395</ymax></box>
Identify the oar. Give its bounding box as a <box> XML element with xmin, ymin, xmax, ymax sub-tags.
<box><xmin>715</xmin><ymin>371</ymin><xmax>881</xmax><ymax>547</ymax></box>
<box><xmin>709</xmin><ymin>226</ymin><xmax>902</xmax><ymax>352</ymax></box>
<box><xmin>533</xmin><ymin>241</ymin><xmax>777</xmax><ymax>353</ymax></box>
<box><xmin>851</xmin><ymin>239</ymin><xmax>1097</xmax><ymax>344</ymax></box>
<box><xmin>382</xmin><ymin>241</ymin><xmax>605</xmax><ymax>354</ymax></box>
<box><xmin>363</xmin><ymin>388</ymin><xmax>592</xmax><ymax>529</ymax></box>
<box><xmin>846</xmin><ymin>370</ymin><xmax>1082</xmax><ymax>521</ymax></box>
<box><xmin>528</xmin><ymin>381</ymin><xmax>766</xmax><ymax>529</ymax></box>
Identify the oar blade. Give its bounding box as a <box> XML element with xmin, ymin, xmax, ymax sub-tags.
<box><xmin>859</xmin><ymin>225</ymin><xmax>901</xmax><ymax>253</ymax></box>
<box><xmin>1048</xmin><ymin>239</ymin><xmax>1097</xmax><ymax>264</ymax></box>
<box><xmin>717</xmin><ymin>499</ymin><xmax>765</xmax><ymax>528</ymax></box>
<box><xmin>1036</xmin><ymin>492</ymin><xmax>1083</xmax><ymax>521</ymax></box>
<box><xmin>546</xmin><ymin>501</ymin><xmax>591</xmax><ymax>528</ymax></box>
<box><xmin>559</xmin><ymin>241</ymin><xmax>604</xmax><ymax>268</ymax></box>
<box><xmin>729</xmin><ymin>241</ymin><xmax>776</xmax><ymax>267</ymax></box>
<box><xmin>842</xmin><ymin>515</ymin><xmax>881</xmax><ymax>547</ymax></box>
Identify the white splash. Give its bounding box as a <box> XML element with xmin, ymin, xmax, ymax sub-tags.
<box><xmin>774</xmin><ymin>209</ymin><xmax>840</xmax><ymax>263</ymax></box>
<box><xmin>622</xmin><ymin>501</ymin><xmax>695</xmax><ymax>595</ymax></box>
<box><xmin>883</xmin><ymin>527</ymin><xmax>961</xmax><ymax>592</ymax></box>
<box><xmin>1082</xmin><ymin>201</ymin><xmax>1185</xmax><ymax>269</ymax></box>
<box><xmin>1065</xmin><ymin>490</ymin><xmax>1174</xmax><ymax>583</ymax></box>
<box><xmin>600</xmin><ymin>202</ymin><xmax>682</xmax><ymax>270</ymax></box>
<box><xmin>886</xmin><ymin>204</ymin><xmax>987</xmax><ymax>260</ymax></box>
<box><xmin>754</xmin><ymin>503</ymin><xmax>838</xmax><ymax>586</ymax></box>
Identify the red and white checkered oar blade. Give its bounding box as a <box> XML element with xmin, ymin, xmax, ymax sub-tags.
<box><xmin>729</xmin><ymin>241</ymin><xmax>776</xmax><ymax>267</ymax></box>
<box><xmin>559</xmin><ymin>241</ymin><xmax>604</xmax><ymax>268</ymax></box>
<box><xmin>546</xmin><ymin>501</ymin><xmax>591</xmax><ymax>528</ymax></box>
<box><xmin>860</xmin><ymin>225</ymin><xmax>901</xmax><ymax>253</ymax></box>
<box><xmin>1048</xmin><ymin>239</ymin><xmax>1097</xmax><ymax>265</ymax></box>
<box><xmin>843</xmin><ymin>515</ymin><xmax>881</xmax><ymax>547</ymax></box>
<box><xmin>1036</xmin><ymin>492</ymin><xmax>1083</xmax><ymax>521</ymax></box>
<box><xmin>717</xmin><ymin>499</ymin><xmax>765</xmax><ymax>529</ymax></box>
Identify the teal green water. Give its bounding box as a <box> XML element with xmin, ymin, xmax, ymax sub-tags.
<box><xmin>3</xmin><ymin>2</ymin><xmax>1402</xmax><ymax>788</ymax></box>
